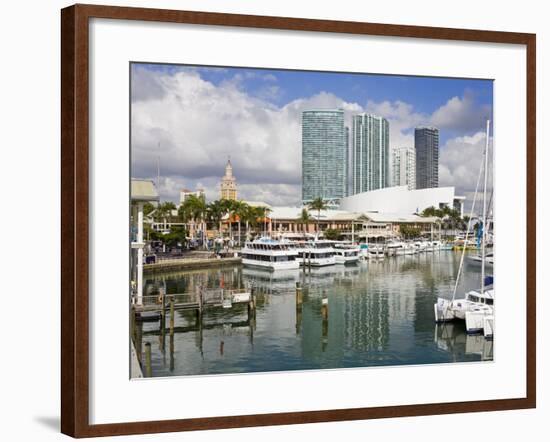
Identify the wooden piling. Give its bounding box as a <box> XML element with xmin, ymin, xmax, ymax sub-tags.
<box><xmin>144</xmin><ymin>342</ymin><xmax>152</xmax><ymax>377</ymax></box>
<box><xmin>160</xmin><ymin>288</ymin><xmax>166</xmax><ymax>317</ymax></box>
<box><xmin>321</xmin><ymin>294</ymin><xmax>329</xmax><ymax>321</ymax></box>
<box><xmin>321</xmin><ymin>295</ymin><xmax>329</xmax><ymax>350</ymax></box>
<box><xmin>130</xmin><ymin>306</ymin><xmax>136</xmax><ymax>343</ymax></box>
<box><xmin>295</xmin><ymin>282</ymin><xmax>303</xmax><ymax>307</ymax></box>
<box><xmin>169</xmin><ymin>332</ymin><xmax>174</xmax><ymax>372</ymax></box>
<box><xmin>169</xmin><ymin>296</ymin><xmax>175</xmax><ymax>335</ymax></box>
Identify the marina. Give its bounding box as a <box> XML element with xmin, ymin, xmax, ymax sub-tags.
<box><xmin>128</xmin><ymin>66</ymin><xmax>496</xmax><ymax>380</ymax></box>
<box><xmin>131</xmin><ymin>250</ymin><xmax>492</xmax><ymax>378</ymax></box>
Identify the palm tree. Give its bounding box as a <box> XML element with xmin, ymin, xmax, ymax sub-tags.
<box><xmin>258</xmin><ymin>206</ymin><xmax>272</xmax><ymax>236</ymax></box>
<box><xmin>231</xmin><ymin>201</ymin><xmax>249</xmax><ymax>246</ymax></box>
<box><xmin>206</xmin><ymin>200</ymin><xmax>226</xmax><ymax>236</ymax></box>
<box><xmin>308</xmin><ymin>197</ymin><xmax>328</xmax><ymax>235</ymax></box>
<box><xmin>241</xmin><ymin>205</ymin><xmax>268</xmax><ymax>239</ymax></box>
<box><xmin>179</xmin><ymin>195</ymin><xmax>207</xmax><ymax>248</ymax></box>
<box><xmin>298</xmin><ymin>208</ymin><xmax>312</xmax><ymax>234</ymax></box>
<box><xmin>155</xmin><ymin>201</ymin><xmax>176</xmax><ymax>230</ymax></box>
<box><xmin>220</xmin><ymin>199</ymin><xmax>235</xmax><ymax>241</ymax></box>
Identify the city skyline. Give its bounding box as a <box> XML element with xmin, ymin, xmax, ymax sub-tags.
<box><xmin>131</xmin><ymin>63</ymin><xmax>493</xmax><ymax>208</ymax></box>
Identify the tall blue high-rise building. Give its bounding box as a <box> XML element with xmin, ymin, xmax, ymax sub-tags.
<box><xmin>302</xmin><ymin>109</ymin><xmax>347</xmax><ymax>204</ymax></box>
<box><xmin>414</xmin><ymin>126</ymin><xmax>439</xmax><ymax>189</ymax></box>
<box><xmin>352</xmin><ymin>113</ymin><xmax>390</xmax><ymax>194</ymax></box>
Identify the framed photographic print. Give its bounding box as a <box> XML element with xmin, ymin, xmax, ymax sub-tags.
<box><xmin>61</xmin><ymin>3</ymin><xmax>536</xmax><ymax>437</ymax></box>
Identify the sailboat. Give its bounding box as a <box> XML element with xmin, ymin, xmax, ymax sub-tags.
<box><xmin>434</xmin><ymin>120</ymin><xmax>494</xmax><ymax>338</ymax></box>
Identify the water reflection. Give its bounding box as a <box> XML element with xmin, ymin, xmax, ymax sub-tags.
<box><xmin>134</xmin><ymin>251</ymin><xmax>492</xmax><ymax>377</ymax></box>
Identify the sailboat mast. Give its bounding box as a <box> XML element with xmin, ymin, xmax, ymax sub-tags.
<box><xmin>480</xmin><ymin>120</ymin><xmax>490</xmax><ymax>296</ymax></box>
<box><xmin>157</xmin><ymin>142</ymin><xmax>160</xmax><ymax>191</ymax></box>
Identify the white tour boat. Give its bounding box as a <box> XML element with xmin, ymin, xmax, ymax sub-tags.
<box><xmin>296</xmin><ymin>240</ymin><xmax>336</xmax><ymax>267</ymax></box>
<box><xmin>333</xmin><ymin>243</ymin><xmax>360</xmax><ymax>264</ymax></box>
<box><xmin>241</xmin><ymin>237</ymin><xmax>299</xmax><ymax>270</ymax></box>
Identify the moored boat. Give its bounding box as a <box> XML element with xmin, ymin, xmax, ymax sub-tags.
<box><xmin>333</xmin><ymin>242</ymin><xmax>360</xmax><ymax>264</ymax></box>
<box><xmin>295</xmin><ymin>240</ymin><xmax>336</xmax><ymax>267</ymax></box>
<box><xmin>241</xmin><ymin>237</ymin><xmax>299</xmax><ymax>270</ymax></box>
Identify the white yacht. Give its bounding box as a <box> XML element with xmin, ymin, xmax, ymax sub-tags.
<box><xmin>241</xmin><ymin>237</ymin><xmax>299</xmax><ymax>270</ymax></box>
<box><xmin>333</xmin><ymin>243</ymin><xmax>360</xmax><ymax>265</ymax></box>
<box><xmin>295</xmin><ymin>240</ymin><xmax>336</xmax><ymax>267</ymax></box>
<box><xmin>435</xmin><ymin>288</ymin><xmax>494</xmax><ymax>335</ymax></box>
<box><xmin>466</xmin><ymin>251</ymin><xmax>494</xmax><ymax>269</ymax></box>
<box><xmin>434</xmin><ymin>119</ymin><xmax>494</xmax><ymax>337</ymax></box>
<box><xmin>387</xmin><ymin>241</ymin><xmax>414</xmax><ymax>256</ymax></box>
<box><xmin>366</xmin><ymin>244</ymin><xmax>385</xmax><ymax>259</ymax></box>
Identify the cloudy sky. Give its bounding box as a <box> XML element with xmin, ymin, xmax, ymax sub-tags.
<box><xmin>131</xmin><ymin>63</ymin><xmax>493</xmax><ymax>210</ymax></box>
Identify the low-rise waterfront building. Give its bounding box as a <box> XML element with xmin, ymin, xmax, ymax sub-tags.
<box><xmin>339</xmin><ymin>185</ymin><xmax>465</xmax><ymax>217</ymax></box>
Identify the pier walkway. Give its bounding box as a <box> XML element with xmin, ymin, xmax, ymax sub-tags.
<box><xmin>133</xmin><ymin>287</ymin><xmax>254</xmax><ymax>316</ymax></box>
<box><xmin>143</xmin><ymin>256</ymin><xmax>241</xmax><ymax>273</ymax></box>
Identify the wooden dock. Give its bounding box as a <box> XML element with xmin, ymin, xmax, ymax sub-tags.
<box><xmin>133</xmin><ymin>287</ymin><xmax>255</xmax><ymax>316</ymax></box>
<box><xmin>143</xmin><ymin>257</ymin><xmax>242</xmax><ymax>274</ymax></box>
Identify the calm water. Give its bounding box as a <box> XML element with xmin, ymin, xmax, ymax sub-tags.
<box><xmin>135</xmin><ymin>251</ymin><xmax>493</xmax><ymax>377</ymax></box>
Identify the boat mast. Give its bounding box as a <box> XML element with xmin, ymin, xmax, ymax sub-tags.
<box><xmin>480</xmin><ymin>120</ymin><xmax>490</xmax><ymax>296</ymax></box>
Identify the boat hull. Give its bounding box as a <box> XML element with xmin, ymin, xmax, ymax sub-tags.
<box><xmin>297</xmin><ymin>257</ymin><xmax>336</xmax><ymax>267</ymax></box>
<box><xmin>335</xmin><ymin>255</ymin><xmax>360</xmax><ymax>265</ymax></box>
<box><xmin>242</xmin><ymin>258</ymin><xmax>299</xmax><ymax>270</ymax></box>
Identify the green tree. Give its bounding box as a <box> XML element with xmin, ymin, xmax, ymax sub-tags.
<box><xmin>163</xmin><ymin>225</ymin><xmax>188</xmax><ymax>248</ymax></box>
<box><xmin>242</xmin><ymin>205</ymin><xmax>268</xmax><ymax>239</ymax></box>
<box><xmin>324</xmin><ymin>228</ymin><xmax>342</xmax><ymax>240</ymax></box>
<box><xmin>206</xmin><ymin>200</ymin><xmax>228</xmax><ymax>235</ymax></box>
<box><xmin>178</xmin><ymin>194</ymin><xmax>207</xmax><ymax>247</ymax></box>
<box><xmin>143</xmin><ymin>202</ymin><xmax>155</xmax><ymax>217</ymax></box>
<box><xmin>308</xmin><ymin>197</ymin><xmax>328</xmax><ymax>235</ymax></box>
<box><xmin>298</xmin><ymin>208</ymin><xmax>312</xmax><ymax>234</ymax></box>
<box><xmin>399</xmin><ymin>224</ymin><xmax>421</xmax><ymax>239</ymax></box>
<box><xmin>232</xmin><ymin>200</ymin><xmax>249</xmax><ymax>246</ymax></box>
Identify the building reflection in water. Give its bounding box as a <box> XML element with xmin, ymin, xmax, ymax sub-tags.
<box><xmin>134</xmin><ymin>252</ymin><xmax>490</xmax><ymax>377</ymax></box>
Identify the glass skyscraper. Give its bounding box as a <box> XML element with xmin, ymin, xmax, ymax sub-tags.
<box><xmin>392</xmin><ymin>146</ymin><xmax>416</xmax><ymax>190</ymax></box>
<box><xmin>352</xmin><ymin>113</ymin><xmax>390</xmax><ymax>194</ymax></box>
<box><xmin>415</xmin><ymin>126</ymin><xmax>439</xmax><ymax>189</ymax></box>
<box><xmin>301</xmin><ymin>109</ymin><xmax>347</xmax><ymax>204</ymax></box>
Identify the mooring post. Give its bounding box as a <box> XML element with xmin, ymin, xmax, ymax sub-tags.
<box><xmin>130</xmin><ymin>306</ymin><xmax>136</xmax><ymax>343</ymax></box>
<box><xmin>169</xmin><ymin>332</ymin><xmax>174</xmax><ymax>372</ymax></box>
<box><xmin>321</xmin><ymin>292</ymin><xmax>329</xmax><ymax>321</ymax></box>
<box><xmin>247</xmin><ymin>299</ymin><xmax>255</xmax><ymax>321</ymax></box>
<box><xmin>144</xmin><ymin>342</ymin><xmax>152</xmax><ymax>377</ymax></box>
<box><xmin>321</xmin><ymin>293</ymin><xmax>329</xmax><ymax>350</ymax></box>
<box><xmin>169</xmin><ymin>296</ymin><xmax>175</xmax><ymax>335</ymax></box>
<box><xmin>160</xmin><ymin>287</ymin><xmax>166</xmax><ymax>317</ymax></box>
<box><xmin>295</xmin><ymin>281</ymin><xmax>303</xmax><ymax>307</ymax></box>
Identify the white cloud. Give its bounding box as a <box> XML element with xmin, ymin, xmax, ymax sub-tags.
<box><xmin>132</xmin><ymin>67</ymin><xmax>492</xmax><ymax>209</ymax></box>
<box><xmin>131</xmin><ymin>70</ymin><xmax>362</xmax><ymax>205</ymax></box>
<box><xmin>439</xmin><ymin>131</ymin><xmax>493</xmax><ymax>212</ymax></box>
<box><xmin>431</xmin><ymin>91</ymin><xmax>492</xmax><ymax>133</ymax></box>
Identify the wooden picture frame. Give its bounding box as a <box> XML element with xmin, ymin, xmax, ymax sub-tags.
<box><xmin>61</xmin><ymin>3</ymin><xmax>536</xmax><ymax>437</ymax></box>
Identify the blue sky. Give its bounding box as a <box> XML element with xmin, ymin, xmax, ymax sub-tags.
<box><xmin>131</xmin><ymin>63</ymin><xmax>493</xmax><ymax>206</ymax></box>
